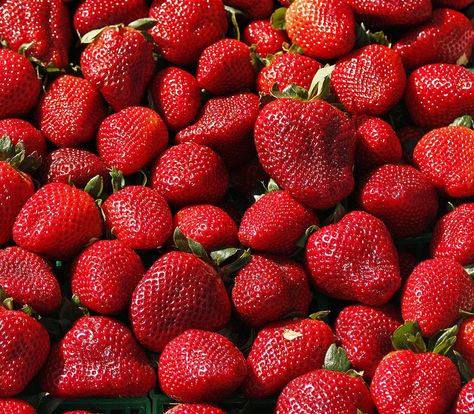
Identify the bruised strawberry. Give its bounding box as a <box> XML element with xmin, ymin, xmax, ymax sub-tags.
<box><xmin>453</xmin><ymin>380</ymin><xmax>474</xmax><ymax>414</ymax></box>
<box><xmin>242</xmin><ymin>20</ymin><xmax>289</xmax><ymax>56</ymax></box>
<box><xmin>224</xmin><ymin>0</ymin><xmax>273</xmax><ymax>20</ymax></box>
<box><xmin>166</xmin><ymin>405</ymin><xmax>226</xmax><ymax>414</ymax></box>
<box><xmin>0</xmin><ymin>119</ymin><xmax>46</xmax><ymax>159</ymax></box>
<box><xmin>0</xmin><ymin>399</ymin><xmax>36</xmax><ymax>414</ymax></box>
<box><xmin>454</xmin><ymin>317</ymin><xmax>474</xmax><ymax>371</ymax></box>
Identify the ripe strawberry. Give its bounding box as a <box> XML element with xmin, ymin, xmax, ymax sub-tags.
<box><xmin>173</xmin><ymin>204</ymin><xmax>238</xmax><ymax>251</ymax></box>
<box><xmin>332</xmin><ymin>44</ymin><xmax>407</xmax><ymax>116</ymax></box>
<box><xmin>413</xmin><ymin>126</ymin><xmax>474</xmax><ymax>198</ymax></box>
<box><xmin>335</xmin><ymin>304</ymin><xmax>402</xmax><ymax>379</ymax></box>
<box><xmin>40</xmin><ymin>316</ymin><xmax>156</xmax><ymax>397</ymax></box>
<box><xmin>102</xmin><ymin>186</ymin><xmax>172</xmax><ymax>250</ymax></box>
<box><xmin>371</xmin><ymin>350</ymin><xmax>461</xmax><ymax>414</ymax></box>
<box><xmin>454</xmin><ymin>317</ymin><xmax>474</xmax><ymax>371</ymax></box>
<box><xmin>97</xmin><ymin>107</ymin><xmax>168</xmax><ymax>175</ymax></box>
<box><xmin>243</xmin><ymin>318</ymin><xmax>334</xmax><ymax>398</ymax></box>
<box><xmin>151</xmin><ymin>67</ymin><xmax>202</xmax><ymax>132</ymax></box>
<box><xmin>130</xmin><ymin>251</ymin><xmax>231</xmax><ymax>352</ymax></box>
<box><xmin>306</xmin><ymin>211</ymin><xmax>401</xmax><ymax>305</ymax></box>
<box><xmin>397</xmin><ymin>125</ymin><xmax>425</xmax><ymax>165</ymax></box>
<box><xmin>453</xmin><ymin>380</ymin><xmax>474</xmax><ymax>414</ymax></box>
<box><xmin>0</xmin><ymin>49</ymin><xmax>41</xmax><ymax>120</ymax></box>
<box><xmin>166</xmin><ymin>405</ymin><xmax>226</xmax><ymax>414</ymax></box>
<box><xmin>81</xmin><ymin>26</ymin><xmax>154</xmax><ymax>112</ymax></box>
<box><xmin>401</xmin><ymin>258</ymin><xmax>474</xmax><ymax>337</ymax></box>
<box><xmin>276</xmin><ymin>369</ymin><xmax>375</xmax><ymax>414</ymax></box>
<box><xmin>232</xmin><ymin>254</ymin><xmax>311</xmax><ymax>327</ymax></box>
<box><xmin>256</xmin><ymin>52</ymin><xmax>322</xmax><ymax>95</ymax></box>
<box><xmin>255</xmin><ymin>98</ymin><xmax>355</xmax><ymax>209</ymax></box>
<box><xmin>196</xmin><ymin>39</ymin><xmax>256</xmax><ymax>95</ymax></box>
<box><xmin>285</xmin><ymin>0</ymin><xmax>355</xmax><ymax>60</ymax></box>
<box><xmin>71</xmin><ymin>240</ymin><xmax>145</xmax><ymax>315</ymax></box>
<box><xmin>0</xmin><ymin>119</ymin><xmax>46</xmax><ymax>159</ymax></box>
<box><xmin>242</xmin><ymin>20</ymin><xmax>289</xmax><ymax>56</ymax></box>
<box><xmin>224</xmin><ymin>0</ymin><xmax>273</xmax><ymax>20</ymax></box>
<box><xmin>0</xmin><ymin>399</ymin><xmax>36</xmax><ymax>414</ymax></box>
<box><xmin>238</xmin><ymin>190</ymin><xmax>318</xmax><ymax>256</ymax></box>
<box><xmin>405</xmin><ymin>64</ymin><xmax>474</xmax><ymax>129</ymax></box>
<box><xmin>35</xmin><ymin>75</ymin><xmax>107</xmax><ymax>148</ymax></box>
<box><xmin>0</xmin><ymin>309</ymin><xmax>50</xmax><ymax>397</ymax></box>
<box><xmin>13</xmin><ymin>182</ymin><xmax>103</xmax><ymax>261</ymax></box>
<box><xmin>433</xmin><ymin>0</ymin><xmax>474</xmax><ymax>8</ymax></box>
<box><xmin>151</xmin><ymin>143</ymin><xmax>229</xmax><ymax>207</ymax></box>
<box><xmin>176</xmin><ymin>93</ymin><xmax>260</xmax><ymax>168</ymax></box>
<box><xmin>0</xmin><ymin>0</ymin><xmax>72</xmax><ymax>68</ymax></box>
<box><xmin>431</xmin><ymin>204</ymin><xmax>474</xmax><ymax>266</ymax></box>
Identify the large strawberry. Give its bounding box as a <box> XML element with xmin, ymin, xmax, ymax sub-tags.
<box><xmin>454</xmin><ymin>317</ymin><xmax>474</xmax><ymax>372</ymax></box>
<box><xmin>166</xmin><ymin>405</ymin><xmax>226</xmax><ymax>414</ymax></box>
<box><xmin>242</xmin><ymin>20</ymin><xmax>289</xmax><ymax>56</ymax></box>
<box><xmin>224</xmin><ymin>0</ymin><xmax>273</xmax><ymax>20</ymax></box>
<box><xmin>453</xmin><ymin>380</ymin><xmax>474</xmax><ymax>414</ymax></box>
<box><xmin>0</xmin><ymin>399</ymin><xmax>36</xmax><ymax>414</ymax></box>
<box><xmin>0</xmin><ymin>119</ymin><xmax>46</xmax><ymax>159</ymax></box>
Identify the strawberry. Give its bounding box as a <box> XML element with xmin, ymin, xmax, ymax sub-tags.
<box><xmin>196</xmin><ymin>39</ymin><xmax>256</xmax><ymax>96</ymax></box>
<box><xmin>397</xmin><ymin>125</ymin><xmax>425</xmax><ymax>165</ymax></box>
<box><xmin>0</xmin><ymin>399</ymin><xmax>36</xmax><ymax>414</ymax></box>
<box><xmin>433</xmin><ymin>0</ymin><xmax>474</xmax><ymax>8</ymax></box>
<box><xmin>130</xmin><ymin>251</ymin><xmax>231</xmax><ymax>352</ymax></box>
<box><xmin>371</xmin><ymin>350</ymin><xmax>461</xmax><ymax>414</ymax></box>
<box><xmin>0</xmin><ymin>309</ymin><xmax>50</xmax><ymax>397</ymax></box>
<box><xmin>35</xmin><ymin>75</ymin><xmax>107</xmax><ymax>148</ymax></box>
<box><xmin>40</xmin><ymin>316</ymin><xmax>156</xmax><ymax>397</ymax></box>
<box><xmin>413</xmin><ymin>126</ymin><xmax>474</xmax><ymax>198</ymax></box>
<box><xmin>97</xmin><ymin>106</ymin><xmax>168</xmax><ymax>175</ymax></box>
<box><xmin>224</xmin><ymin>0</ymin><xmax>273</xmax><ymax>20</ymax></box>
<box><xmin>159</xmin><ymin>329</ymin><xmax>247</xmax><ymax>403</ymax></box>
<box><xmin>166</xmin><ymin>405</ymin><xmax>226</xmax><ymax>414</ymax></box>
<box><xmin>0</xmin><ymin>49</ymin><xmax>41</xmax><ymax>120</ymax></box>
<box><xmin>242</xmin><ymin>20</ymin><xmax>289</xmax><ymax>56</ymax></box>
<box><xmin>151</xmin><ymin>143</ymin><xmax>229</xmax><ymax>207</ymax></box>
<box><xmin>0</xmin><ymin>246</ymin><xmax>61</xmax><ymax>314</ymax></box>
<box><xmin>176</xmin><ymin>93</ymin><xmax>260</xmax><ymax>168</ymax></box>
<box><xmin>0</xmin><ymin>119</ymin><xmax>46</xmax><ymax>159</ymax></box>
<box><xmin>13</xmin><ymin>182</ymin><xmax>103</xmax><ymax>261</ymax></box>
<box><xmin>232</xmin><ymin>254</ymin><xmax>311</xmax><ymax>327</ymax></box>
<box><xmin>256</xmin><ymin>52</ymin><xmax>322</xmax><ymax>95</ymax></box>
<box><xmin>306</xmin><ymin>211</ymin><xmax>401</xmax><ymax>305</ymax></box>
<box><xmin>454</xmin><ymin>317</ymin><xmax>474</xmax><ymax>371</ymax></box>
<box><xmin>254</xmin><ymin>98</ymin><xmax>355</xmax><ymax>209</ymax></box>
<box><xmin>102</xmin><ymin>186</ymin><xmax>172</xmax><ymax>250</ymax></box>
<box><xmin>453</xmin><ymin>380</ymin><xmax>474</xmax><ymax>414</ymax></box>
<box><xmin>331</xmin><ymin>44</ymin><xmax>407</xmax><ymax>116</ymax></box>
<box><xmin>71</xmin><ymin>240</ymin><xmax>145</xmax><ymax>315</ymax></box>
<box><xmin>0</xmin><ymin>0</ymin><xmax>72</xmax><ymax>68</ymax></box>
<box><xmin>285</xmin><ymin>0</ymin><xmax>356</xmax><ymax>60</ymax></box>
<box><xmin>238</xmin><ymin>190</ymin><xmax>318</xmax><ymax>256</ymax></box>
<box><xmin>335</xmin><ymin>304</ymin><xmax>402</xmax><ymax>379</ymax></box>
<box><xmin>401</xmin><ymin>258</ymin><xmax>474</xmax><ymax>337</ymax></box>
<box><xmin>173</xmin><ymin>204</ymin><xmax>239</xmax><ymax>251</ymax></box>
<box><xmin>243</xmin><ymin>318</ymin><xmax>335</xmax><ymax>398</ymax></box>
<box><xmin>431</xmin><ymin>204</ymin><xmax>474</xmax><ymax>266</ymax></box>
<box><xmin>405</xmin><ymin>64</ymin><xmax>474</xmax><ymax>129</ymax></box>
<box><xmin>151</xmin><ymin>67</ymin><xmax>202</xmax><ymax>132</ymax></box>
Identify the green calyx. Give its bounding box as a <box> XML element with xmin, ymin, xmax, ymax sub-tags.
<box><xmin>81</xmin><ymin>18</ymin><xmax>157</xmax><ymax>45</ymax></box>
<box><xmin>83</xmin><ymin>175</ymin><xmax>104</xmax><ymax>200</ymax></box>
<box><xmin>0</xmin><ymin>135</ymin><xmax>41</xmax><ymax>172</ymax></box>
<box><xmin>451</xmin><ymin>115</ymin><xmax>474</xmax><ymax>129</ymax></box>
<box><xmin>224</xmin><ymin>6</ymin><xmax>246</xmax><ymax>41</ymax></box>
<box><xmin>291</xmin><ymin>224</ymin><xmax>320</xmax><ymax>258</ymax></box>
<box><xmin>109</xmin><ymin>167</ymin><xmax>125</xmax><ymax>193</ymax></box>
<box><xmin>323</xmin><ymin>344</ymin><xmax>363</xmax><ymax>378</ymax></box>
<box><xmin>271</xmin><ymin>7</ymin><xmax>287</xmax><ymax>30</ymax></box>
<box><xmin>355</xmin><ymin>23</ymin><xmax>391</xmax><ymax>48</ymax></box>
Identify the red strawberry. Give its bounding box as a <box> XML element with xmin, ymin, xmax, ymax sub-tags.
<box><xmin>397</xmin><ymin>125</ymin><xmax>425</xmax><ymax>165</ymax></box>
<box><xmin>13</xmin><ymin>182</ymin><xmax>103</xmax><ymax>261</ymax></box>
<box><xmin>71</xmin><ymin>240</ymin><xmax>145</xmax><ymax>315</ymax></box>
<box><xmin>0</xmin><ymin>399</ymin><xmax>36</xmax><ymax>414</ymax></box>
<box><xmin>166</xmin><ymin>405</ymin><xmax>226</xmax><ymax>414</ymax></box>
<box><xmin>151</xmin><ymin>67</ymin><xmax>202</xmax><ymax>132</ymax></box>
<box><xmin>196</xmin><ymin>39</ymin><xmax>256</xmax><ymax>96</ymax></box>
<box><xmin>401</xmin><ymin>258</ymin><xmax>474</xmax><ymax>337</ymax></box>
<box><xmin>242</xmin><ymin>20</ymin><xmax>289</xmax><ymax>56</ymax></box>
<box><xmin>35</xmin><ymin>75</ymin><xmax>107</xmax><ymax>148</ymax></box>
<box><xmin>40</xmin><ymin>316</ymin><xmax>156</xmax><ymax>397</ymax></box>
<box><xmin>151</xmin><ymin>143</ymin><xmax>229</xmax><ymax>207</ymax></box>
<box><xmin>405</xmin><ymin>64</ymin><xmax>474</xmax><ymax>129</ymax></box>
<box><xmin>371</xmin><ymin>350</ymin><xmax>461</xmax><ymax>414</ymax></box>
<box><xmin>306</xmin><ymin>211</ymin><xmax>401</xmax><ymax>305</ymax></box>
<box><xmin>433</xmin><ymin>0</ymin><xmax>474</xmax><ymax>8</ymax></box>
<box><xmin>431</xmin><ymin>204</ymin><xmax>474</xmax><ymax>266</ymax></box>
<box><xmin>176</xmin><ymin>93</ymin><xmax>260</xmax><ymax>168</ymax></box>
<box><xmin>454</xmin><ymin>317</ymin><xmax>474</xmax><ymax>371</ymax></box>
<box><xmin>159</xmin><ymin>329</ymin><xmax>247</xmax><ymax>403</ymax></box>
<box><xmin>453</xmin><ymin>380</ymin><xmax>474</xmax><ymax>414</ymax></box>
<box><xmin>243</xmin><ymin>318</ymin><xmax>334</xmax><ymax>398</ymax></box>
<box><xmin>130</xmin><ymin>251</ymin><xmax>231</xmax><ymax>352</ymax></box>
<box><xmin>97</xmin><ymin>106</ymin><xmax>168</xmax><ymax>175</ymax></box>
<box><xmin>0</xmin><ymin>0</ymin><xmax>72</xmax><ymax>67</ymax></box>
<box><xmin>332</xmin><ymin>44</ymin><xmax>407</xmax><ymax>116</ymax></box>
<box><xmin>224</xmin><ymin>0</ymin><xmax>273</xmax><ymax>20</ymax></box>
<box><xmin>173</xmin><ymin>204</ymin><xmax>238</xmax><ymax>251</ymax></box>
<box><xmin>149</xmin><ymin>0</ymin><xmax>228</xmax><ymax>66</ymax></box>
<box><xmin>232</xmin><ymin>254</ymin><xmax>311</xmax><ymax>327</ymax></box>
<box><xmin>0</xmin><ymin>119</ymin><xmax>46</xmax><ymax>159</ymax></box>
<box><xmin>285</xmin><ymin>0</ymin><xmax>355</xmax><ymax>60</ymax></box>
<box><xmin>0</xmin><ymin>309</ymin><xmax>50</xmax><ymax>397</ymax></box>
<box><xmin>255</xmin><ymin>98</ymin><xmax>355</xmax><ymax>209</ymax></box>
<box><xmin>0</xmin><ymin>49</ymin><xmax>41</xmax><ymax>120</ymax></box>
<box><xmin>335</xmin><ymin>304</ymin><xmax>402</xmax><ymax>379</ymax></box>
<box><xmin>102</xmin><ymin>186</ymin><xmax>172</xmax><ymax>250</ymax></box>
<box><xmin>413</xmin><ymin>126</ymin><xmax>474</xmax><ymax>198</ymax></box>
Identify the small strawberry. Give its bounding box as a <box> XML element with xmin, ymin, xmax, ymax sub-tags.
<box><xmin>454</xmin><ymin>317</ymin><xmax>474</xmax><ymax>371</ymax></box>
<box><xmin>166</xmin><ymin>405</ymin><xmax>226</xmax><ymax>414</ymax></box>
<box><xmin>453</xmin><ymin>380</ymin><xmax>474</xmax><ymax>414</ymax></box>
<box><xmin>0</xmin><ymin>119</ymin><xmax>46</xmax><ymax>159</ymax></box>
<box><xmin>224</xmin><ymin>0</ymin><xmax>273</xmax><ymax>20</ymax></box>
<box><xmin>0</xmin><ymin>399</ymin><xmax>36</xmax><ymax>414</ymax></box>
<box><xmin>40</xmin><ymin>316</ymin><xmax>156</xmax><ymax>397</ymax></box>
<box><xmin>433</xmin><ymin>0</ymin><xmax>474</xmax><ymax>8</ymax></box>
<box><xmin>242</xmin><ymin>20</ymin><xmax>289</xmax><ymax>56</ymax></box>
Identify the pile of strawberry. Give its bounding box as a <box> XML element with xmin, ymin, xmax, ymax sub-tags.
<box><xmin>1</xmin><ymin>0</ymin><xmax>474</xmax><ymax>413</ymax></box>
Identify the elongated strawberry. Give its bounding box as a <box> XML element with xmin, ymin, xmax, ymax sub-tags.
<box><xmin>166</xmin><ymin>405</ymin><xmax>226</xmax><ymax>414</ymax></box>
<box><xmin>0</xmin><ymin>399</ymin><xmax>36</xmax><ymax>414</ymax></box>
<box><xmin>242</xmin><ymin>20</ymin><xmax>289</xmax><ymax>56</ymax></box>
<box><xmin>224</xmin><ymin>0</ymin><xmax>273</xmax><ymax>20</ymax></box>
<box><xmin>454</xmin><ymin>317</ymin><xmax>474</xmax><ymax>372</ymax></box>
<box><xmin>0</xmin><ymin>119</ymin><xmax>46</xmax><ymax>159</ymax></box>
<box><xmin>453</xmin><ymin>380</ymin><xmax>474</xmax><ymax>414</ymax></box>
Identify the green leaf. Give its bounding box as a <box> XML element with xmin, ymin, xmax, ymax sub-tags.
<box><xmin>220</xmin><ymin>248</ymin><xmax>252</xmax><ymax>277</ymax></box>
<box><xmin>128</xmin><ymin>17</ymin><xmax>157</xmax><ymax>31</ymax></box>
<box><xmin>449</xmin><ymin>350</ymin><xmax>473</xmax><ymax>383</ymax></box>
<box><xmin>309</xmin><ymin>310</ymin><xmax>331</xmax><ymax>320</ymax></box>
<box><xmin>464</xmin><ymin>265</ymin><xmax>474</xmax><ymax>280</ymax></box>
<box><xmin>18</xmin><ymin>41</ymin><xmax>35</xmax><ymax>55</ymax></box>
<box><xmin>0</xmin><ymin>286</ymin><xmax>6</xmax><ymax>303</ymax></box>
<box><xmin>451</xmin><ymin>115</ymin><xmax>474</xmax><ymax>129</ymax></box>
<box><xmin>323</xmin><ymin>344</ymin><xmax>351</xmax><ymax>372</ymax></box>
<box><xmin>270</xmin><ymin>82</ymin><xmax>309</xmax><ymax>100</ymax></box>
<box><xmin>83</xmin><ymin>175</ymin><xmax>104</xmax><ymax>199</ymax></box>
<box><xmin>391</xmin><ymin>320</ymin><xmax>426</xmax><ymax>353</ymax></box>
<box><xmin>356</xmin><ymin>23</ymin><xmax>391</xmax><ymax>48</ymax></box>
<box><xmin>81</xmin><ymin>27</ymin><xmax>107</xmax><ymax>44</ymax></box>
<box><xmin>173</xmin><ymin>227</ymin><xmax>211</xmax><ymax>263</ymax></box>
<box><xmin>266</xmin><ymin>178</ymin><xmax>280</xmax><ymax>193</ymax></box>
<box><xmin>109</xmin><ymin>167</ymin><xmax>125</xmax><ymax>192</ymax></box>
<box><xmin>271</xmin><ymin>7</ymin><xmax>287</xmax><ymax>30</ymax></box>
<box><xmin>307</xmin><ymin>64</ymin><xmax>335</xmax><ymax>101</ymax></box>
<box><xmin>427</xmin><ymin>325</ymin><xmax>458</xmax><ymax>355</ymax></box>
<box><xmin>446</xmin><ymin>201</ymin><xmax>457</xmax><ymax>212</ymax></box>
<box><xmin>211</xmin><ymin>247</ymin><xmax>242</xmax><ymax>266</ymax></box>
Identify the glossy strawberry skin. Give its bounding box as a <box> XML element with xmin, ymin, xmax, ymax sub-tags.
<box><xmin>13</xmin><ymin>183</ymin><xmax>103</xmax><ymax>261</ymax></box>
<box><xmin>0</xmin><ymin>119</ymin><xmax>47</xmax><ymax>159</ymax></box>
<box><xmin>242</xmin><ymin>20</ymin><xmax>289</xmax><ymax>56</ymax></box>
<box><xmin>454</xmin><ymin>380</ymin><xmax>474</xmax><ymax>414</ymax></box>
<box><xmin>454</xmin><ymin>317</ymin><xmax>474</xmax><ymax>372</ymax></box>
<box><xmin>224</xmin><ymin>0</ymin><xmax>273</xmax><ymax>20</ymax></box>
<box><xmin>371</xmin><ymin>350</ymin><xmax>461</xmax><ymax>414</ymax></box>
<box><xmin>40</xmin><ymin>316</ymin><xmax>156</xmax><ymax>397</ymax></box>
<box><xmin>401</xmin><ymin>259</ymin><xmax>474</xmax><ymax>337</ymax></box>
<box><xmin>166</xmin><ymin>404</ymin><xmax>226</xmax><ymax>414</ymax></box>
<box><xmin>0</xmin><ymin>399</ymin><xmax>36</xmax><ymax>414</ymax></box>
<box><xmin>255</xmin><ymin>98</ymin><xmax>355</xmax><ymax>209</ymax></box>
<box><xmin>306</xmin><ymin>211</ymin><xmax>401</xmax><ymax>306</ymax></box>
